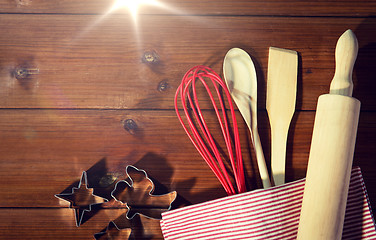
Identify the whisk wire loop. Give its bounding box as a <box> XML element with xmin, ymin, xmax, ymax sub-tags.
<box><xmin>175</xmin><ymin>65</ymin><xmax>246</xmax><ymax>195</ymax></box>
<box><xmin>176</xmin><ymin>75</ymin><xmax>233</xmax><ymax>193</ymax></box>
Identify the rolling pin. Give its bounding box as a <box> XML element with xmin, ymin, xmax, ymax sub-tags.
<box><xmin>297</xmin><ymin>29</ymin><xmax>360</xmax><ymax>240</ymax></box>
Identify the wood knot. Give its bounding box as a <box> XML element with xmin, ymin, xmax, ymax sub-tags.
<box><xmin>99</xmin><ymin>173</ymin><xmax>118</xmax><ymax>187</ymax></box>
<box><xmin>15</xmin><ymin>0</ymin><xmax>32</xmax><ymax>6</ymax></box>
<box><xmin>158</xmin><ymin>80</ymin><xmax>169</xmax><ymax>92</ymax></box>
<box><xmin>123</xmin><ymin>119</ymin><xmax>138</xmax><ymax>135</ymax></box>
<box><xmin>13</xmin><ymin>67</ymin><xmax>39</xmax><ymax>80</ymax></box>
<box><xmin>142</xmin><ymin>50</ymin><xmax>159</xmax><ymax>64</ymax></box>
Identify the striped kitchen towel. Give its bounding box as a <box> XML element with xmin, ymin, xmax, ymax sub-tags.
<box><xmin>160</xmin><ymin>167</ymin><xmax>376</xmax><ymax>239</ymax></box>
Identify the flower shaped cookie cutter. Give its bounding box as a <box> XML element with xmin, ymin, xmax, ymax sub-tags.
<box><xmin>94</xmin><ymin>165</ymin><xmax>177</xmax><ymax>239</ymax></box>
<box><xmin>111</xmin><ymin>165</ymin><xmax>177</xmax><ymax>220</ymax></box>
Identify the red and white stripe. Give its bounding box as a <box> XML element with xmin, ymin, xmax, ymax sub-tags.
<box><xmin>161</xmin><ymin>167</ymin><xmax>376</xmax><ymax>240</ymax></box>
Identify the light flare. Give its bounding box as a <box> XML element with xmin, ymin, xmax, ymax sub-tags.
<box><xmin>111</xmin><ymin>0</ymin><xmax>161</xmax><ymax>18</ymax></box>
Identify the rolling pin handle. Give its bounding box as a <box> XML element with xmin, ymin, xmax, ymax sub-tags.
<box><xmin>329</xmin><ymin>29</ymin><xmax>358</xmax><ymax>97</ymax></box>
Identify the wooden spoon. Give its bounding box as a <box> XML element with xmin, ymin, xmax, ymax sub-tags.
<box><xmin>267</xmin><ymin>47</ymin><xmax>298</xmax><ymax>186</ymax></box>
<box><xmin>223</xmin><ymin>48</ymin><xmax>272</xmax><ymax>188</ymax></box>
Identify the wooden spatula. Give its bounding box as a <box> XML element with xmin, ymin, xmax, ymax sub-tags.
<box><xmin>266</xmin><ymin>47</ymin><xmax>298</xmax><ymax>186</ymax></box>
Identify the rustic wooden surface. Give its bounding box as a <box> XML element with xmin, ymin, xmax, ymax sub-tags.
<box><xmin>1</xmin><ymin>0</ymin><xmax>376</xmax><ymax>239</ymax></box>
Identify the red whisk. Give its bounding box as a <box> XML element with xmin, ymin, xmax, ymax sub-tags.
<box><xmin>174</xmin><ymin>65</ymin><xmax>246</xmax><ymax>195</ymax></box>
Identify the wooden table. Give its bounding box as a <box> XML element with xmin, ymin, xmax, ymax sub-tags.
<box><xmin>1</xmin><ymin>0</ymin><xmax>376</xmax><ymax>239</ymax></box>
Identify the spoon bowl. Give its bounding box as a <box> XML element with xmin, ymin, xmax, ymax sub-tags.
<box><xmin>223</xmin><ymin>48</ymin><xmax>271</xmax><ymax>188</ymax></box>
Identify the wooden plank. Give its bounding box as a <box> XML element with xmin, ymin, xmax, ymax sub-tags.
<box><xmin>1</xmin><ymin>1</ymin><xmax>375</xmax><ymax>239</ymax></box>
<box><xmin>0</xmin><ymin>109</ymin><xmax>375</xmax><ymax>208</ymax></box>
<box><xmin>0</xmin><ymin>109</ymin><xmax>266</xmax><ymax>207</ymax></box>
<box><xmin>0</xmin><ymin>208</ymin><xmax>164</xmax><ymax>239</ymax></box>
<box><xmin>0</xmin><ymin>15</ymin><xmax>375</xmax><ymax>110</ymax></box>
<box><xmin>0</xmin><ymin>0</ymin><xmax>376</xmax><ymax>16</ymax></box>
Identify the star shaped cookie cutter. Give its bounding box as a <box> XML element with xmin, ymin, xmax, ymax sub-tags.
<box><xmin>55</xmin><ymin>171</ymin><xmax>108</xmax><ymax>226</ymax></box>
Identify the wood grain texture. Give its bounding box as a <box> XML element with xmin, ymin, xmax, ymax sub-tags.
<box><xmin>0</xmin><ymin>15</ymin><xmax>375</xmax><ymax>110</ymax></box>
<box><xmin>0</xmin><ymin>208</ymin><xmax>164</xmax><ymax>239</ymax></box>
<box><xmin>0</xmin><ymin>109</ymin><xmax>375</xmax><ymax>239</ymax></box>
<box><xmin>0</xmin><ymin>0</ymin><xmax>376</xmax><ymax>16</ymax></box>
<box><xmin>0</xmin><ymin>109</ymin><xmax>305</xmax><ymax>207</ymax></box>
<box><xmin>1</xmin><ymin>1</ymin><xmax>376</xmax><ymax>239</ymax></box>
<box><xmin>0</xmin><ymin>109</ymin><xmax>375</xmax><ymax>205</ymax></box>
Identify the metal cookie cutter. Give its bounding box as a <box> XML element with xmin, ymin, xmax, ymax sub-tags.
<box><xmin>93</xmin><ymin>165</ymin><xmax>177</xmax><ymax>239</ymax></box>
<box><xmin>55</xmin><ymin>171</ymin><xmax>108</xmax><ymax>226</ymax></box>
<box><xmin>111</xmin><ymin>165</ymin><xmax>177</xmax><ymax>220</ymax></box>
<box><xmin>94</xmin><ymin>221</ymin><xmax>132</xmax><ymax>240</ymax></box>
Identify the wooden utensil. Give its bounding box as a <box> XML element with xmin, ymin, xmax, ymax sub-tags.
<box><xmin>223</xmin><ymin>48</ymin><xmax>272</xmax><ymax>188</ymax></box>
<box><xmin>266</xmin><ymin>47</ymin><xmax>298</xmax><ymax>186</ymax></box>
<box><xmin>297</xmin><ymin>29</ymin><xmax>360</xmax><ymax>240</ymax></box>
